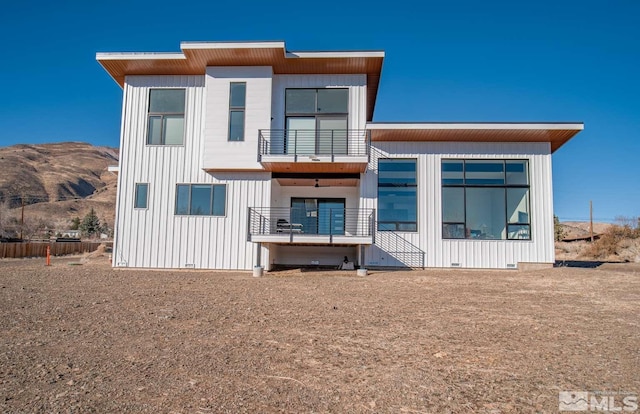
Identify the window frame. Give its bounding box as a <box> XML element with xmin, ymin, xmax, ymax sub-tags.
<box><xmin>441</xmin><ymin>159</ymin><xmax>531</xmax><ymax>241</ymax></box>
<box><xmin>174</xmin><ymin>184</ymin><xmax>227</xmax><ymax>217</ymax></box>
<box><xmin>134</xmin><ymin>183</ymin><xmax>149</xmax><ymax>209</ymax></box>
<box><xmin>146</xmin><ymin>88</ymin><xmax>186</xmax><ymax>146</ymax></box>
<box><xmin>284</xmin><ymin>88</ymin><xmax>349</xmax><ymax>129</ymax></box>
<box><xmin>377</xmin><ymin>158</ymin><xmax>418</xmax><ymax>232</ymax></box>
<box><xmin>228</xmin><ymin>82</ymin><xmax>246</xmax><ymax>142</ymax></box>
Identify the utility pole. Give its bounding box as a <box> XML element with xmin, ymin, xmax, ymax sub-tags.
<box><xmin>589</xmin><ymin>200</ymin><xmax>594</xmax><ymax>243</ymax></box>
<box><xmin>20</xmin><ymin>196</ymin><xmax>25</xmax><ymax>240</ymax></box>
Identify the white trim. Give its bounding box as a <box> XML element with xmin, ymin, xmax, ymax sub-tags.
<box><xmin>366</xmin><ymin>122</ymin><xmax>584</xmax><ymax>131</ymax></box>
<box><xmin>180</xmin><ymin>41</ymin><xmax>285</xmax><ymax>50</ymax></box>
<box><xmin>96</xmin><ymin>52</ymin><xmax>186</xmax><ymax>61</ymax></box>
<box><xmin>286</xmin><ymin>51</ymin><xmax>385</xmax><ymax>59</ymax></box>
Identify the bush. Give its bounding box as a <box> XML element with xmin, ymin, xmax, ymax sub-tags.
<box><xmin>584</xmin><ymin>219</ymin><xmax>640</xmax><ymax>260</ymax></box>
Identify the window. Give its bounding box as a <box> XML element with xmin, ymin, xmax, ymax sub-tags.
<box><xmin>378</xmin><ymin>159</ymin><xmax>417</xmax><ymax>231</ymax></box>
<box><xmin>175</xmin><ymin>184</ymin><xmax>226</xmax><ymax>216</ymax></box>
<box><xmin>147</xmin><ymin>89</ymin><xmax>185</xmax><ymax>145</ymax></box>
<box><xmin>228</xmin><ymin>83</ymin><xmax>246</xmax><ymax>141</ymax></box>
<box><xmin>442</xmin><ymin>160</ymin><xmax>531</xmax><ymax>240</ymax></box>
<box><xmin>284</xmin><ymin>88</ymin><xmax>349</xmax><ymax>155</ymax></box>
<box><xmin>134</xmin><ymin>183</ymin><xmax>148</xmax><ymax>209</ymax></box>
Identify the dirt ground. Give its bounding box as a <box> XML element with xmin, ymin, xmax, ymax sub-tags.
<box><xmin>0</xmin><ymin>256</ymin><xmax>638</xmax><ymax>413</ymax></box>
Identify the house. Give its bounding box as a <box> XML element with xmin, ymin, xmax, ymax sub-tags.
<box><xmin>96</xmin><ymin>41</ymin><xmax>583</xmax><ymax>270</ymax></box>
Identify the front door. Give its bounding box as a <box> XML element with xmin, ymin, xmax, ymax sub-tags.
<box><xmin>291</xmin><ymin>198</ymin><xmax>345</xmax><ymax>235</ymax></box>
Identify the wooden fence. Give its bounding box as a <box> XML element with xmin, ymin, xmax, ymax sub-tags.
<box><xmin>0</xmin><ymin>242</ymin><xmax>107</xmax><ymax>259</ymax></box>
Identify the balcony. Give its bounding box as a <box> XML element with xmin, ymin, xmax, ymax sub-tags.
<box><xmin>258</xmin><ymin>129</ymin><xmax>370</xmax><ymax>173</ymax></box>
<box><xmin>248</xmin><ymin>207</ymin><xmax>375</xmax><ymax>245</ymax></box>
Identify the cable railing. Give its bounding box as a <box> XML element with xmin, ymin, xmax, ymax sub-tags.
<box><xmin>258</xmin><ymin>129</ymin><xmax>370</xmax><ymax>159</ymax></box>
<box><xmin>248</xmin><ymin>207</ymin><xmax>375</xmax><ymax>240</ymax></box>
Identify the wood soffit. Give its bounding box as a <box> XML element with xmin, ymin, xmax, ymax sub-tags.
<box><xmin>97</xmin><ymin>44</ymin><xmax>384</xmax><ymax>121</ymax></box>
<box><xmin>367</xmin><ymin>127</ymin><xmax>583</xmax><ymax>153</ymax></box>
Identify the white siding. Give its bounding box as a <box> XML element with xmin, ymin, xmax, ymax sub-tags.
<box><xmin>201</xmin><ymin>66</ymin><xmax>273</xmax><ymax>170</ymax></box>
<box><xmin>362</xmin><ymin>141</ymin><xmax>554</xmax><ymax>269</ymax></box>
<box><xmin>271</xmin><ymin>181</ymin><xmax>359</xmax><ymax>210</ymax></box>
<box><xmin>113</xmin><ymin>75</ymin><xmax>271</xmax><ymax>270</ymax></box>
<box><xmin>271</xmin><ymin>74</ymin><xmax>367</xmax><ymax>131</ymax></box>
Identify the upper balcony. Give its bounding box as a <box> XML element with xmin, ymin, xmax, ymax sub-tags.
<box><xmin>258</xmin><ymin>129</ymin><xmax>370</xmax><ymax>173</ymax></box>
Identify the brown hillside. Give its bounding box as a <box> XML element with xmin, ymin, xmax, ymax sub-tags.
<box><xmin>0</xmin><ymin>142</ymin><xmax>118</xmax><ymax>230</ymax></box>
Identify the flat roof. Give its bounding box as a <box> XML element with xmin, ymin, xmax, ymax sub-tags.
<box><xmin>366</xmin><ymin>122</ymin><xmax>584</xmax><ymax>152</ymax></box>
<box><xmin>96</xmin><ymin>41</ymin><xmax>384</xmax><ymax>121</ymax></box>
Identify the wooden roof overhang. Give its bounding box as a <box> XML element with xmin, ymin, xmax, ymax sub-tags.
<box><xmin>97</xmin><ymin>41</ymin><xmax>384</xmax><ymax>121</ymax></box>
<box><xmin>366</xmin><ymin>122</ymin><xmax>584</xmax><ymax>153</ymax></box>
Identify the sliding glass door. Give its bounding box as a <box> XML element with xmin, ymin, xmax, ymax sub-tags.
<box><xmin>285</xmin><ymin>118</ymin><xmax>315</xmax><ymax>155</ymax></box>
<box><xmin>291</xmin><ymin>198</ymin><xmax>345</xmax><ymax>235</ymax></box>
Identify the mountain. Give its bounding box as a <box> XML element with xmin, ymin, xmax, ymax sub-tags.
<box><xmin>0</xmin><ymin>142</ymin><xmax>118</xmax><ymax>232</ymax></box>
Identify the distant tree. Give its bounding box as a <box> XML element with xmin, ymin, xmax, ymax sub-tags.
<box><xmin>99</xmin><ymin>217</ymin><xmax>113</xmax><ymax>238</ymax></box>
<box><xmin>70</xmin><ymin>216</ymin><xmax>81</xmax><ymax>230</ymax></box>
<box><xmin>554</xmin><ymin>215</ymin><xmax>565</xmax><ymax>242</ymax></box>
<box><xmin>79</xmin><ymin>208</ymin><xmax>101</xmax><ymax>238</ymax></box>
<box><xmin>22</xmin><ymin>216</ymin><xmax>51</xmax><ymax>240</ymax></box>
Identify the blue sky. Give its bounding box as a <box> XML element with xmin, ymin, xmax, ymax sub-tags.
<box><xmin>1</xmin><ymin>0</ymin><xmax>638</xmax><ymax>222</ymax></box>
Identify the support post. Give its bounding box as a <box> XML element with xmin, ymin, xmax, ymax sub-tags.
<box><xmin>46</xmin><ymin>245</ymin><xmax>51</xmax><ymax>266</ymax></box>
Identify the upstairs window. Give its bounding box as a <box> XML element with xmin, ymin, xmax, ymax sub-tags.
<box><xmin>284</xmin><ymin>88</ymin><xmax>349</xmax><ymax>155</ymax></box>
<box><xmin>442</xmin><ymin>159</ymin><xmax>531</xmax><ymax>240</ymax></box>
<box><xmin>228</xmin><ymin>83</ymin><xmax>246</xmax><ymax>141</ymax></box>
<box><xmin>147</xmin><ymin>89</ymin><xmax>185</xmax><ymax>145</ymax></box>
<box><xmin>378</xmin><ymin>159</ymin><xmax>418</xmax><ymax>232</ymax></box>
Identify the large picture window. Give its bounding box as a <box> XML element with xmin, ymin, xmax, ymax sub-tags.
<box><xmin>378</xmin><ymin>159</ymin><xmax>417</xmax><ymax>231</ymax></box>
<box><xmin>442</xmin><ymin>159</ymin><xmax>531</xmax><ymax>240</ymax></box>
<box><xmin>283</xmin><ymin>88</ymin><xmax>349</xmax><ymax>155</ymax></box>
<box><xmin>175</xmin><ymin>184</ymin><xmax>226</xmax><ymax>216</ymax></box>
<box><xmin>147</xmin><ymin>89</ymin><xmax>185</xmax><ymax>145</ymax></box>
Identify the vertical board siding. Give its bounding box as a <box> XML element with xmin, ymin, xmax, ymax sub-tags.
<box><xmin>113</xmin><ymin>75</ymin><xmax>271</xmax><ymax>270</ymax></box>
<box><xmin>362</xmin><ymin>141</ymin><xmax>554</xmax><ymax>269</ymax></box>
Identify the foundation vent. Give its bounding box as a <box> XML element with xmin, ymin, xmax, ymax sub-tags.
<box><xmin>451</xmin><ymin>262</ymin><xmax>461</xmax><ymax>267</ymax></box>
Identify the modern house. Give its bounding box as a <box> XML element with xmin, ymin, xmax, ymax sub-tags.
<box><xmin>97</xmin><ymin>41</ymin><xmax>582</xmax><ymax>270</ymax></box>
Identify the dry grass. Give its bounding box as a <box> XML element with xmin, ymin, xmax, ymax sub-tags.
<box><xmin>1</xmin><ymin>256</ymin><xmax>639</xmax><ymax>412</ymax></box>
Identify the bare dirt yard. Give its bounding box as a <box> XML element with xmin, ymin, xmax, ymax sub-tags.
<box><xmin>1</xmin><ymin>256</ymin><xmax>638</xmax><ymax>413</ymax></box>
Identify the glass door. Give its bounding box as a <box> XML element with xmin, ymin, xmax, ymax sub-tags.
<box><xmin>318</xmin><ymin>199</ymin><xmax>345</xmax><ymax>235</ymax></box>
<box><xmin>286</xmin><ymin>118</ymin><xmax>315</xmax><ymax>155</ymax></box>
<box><xmin>317</xmin><ymin>117</ymin><xmax>348</xmax><ymax>155</ymax></box>
<box><xmin>291</xmin><ymin>198</ymin><xmax>345</xmax><ymax>235</ymax></box>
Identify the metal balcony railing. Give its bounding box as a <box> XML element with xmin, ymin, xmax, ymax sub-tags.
<box><xmin>258</xmin><ymin>129</ymin><xmax>370</xmax><ymax>159</ymax></box>
<box><xmin>248</xmin><ymin>207</ymin><xmax>375</xmax><ymax>240</ymax></box>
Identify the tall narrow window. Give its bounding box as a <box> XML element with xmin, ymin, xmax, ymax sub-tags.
<box><xmin>175</xmin><ymin>184</ymin><xmax>226</xmax><ymax>216</ymax></box>
<box><xmin>441</xmin><ymin>159</ymin><xmax>531</xmax><ymax>240</ymax></box>
<box><xmin>378</xmin><ymin>159</ymin><xmax>418</xmax><ymax>231</ymax></box>
<box><xmin>228</xmin><ymin>83</ymin><xmax>246</xmax><ymax>141</ymax></box>
<box><xmin>147</xmin><ymin>89</ymin><xmax>185</xmax><ymax>145</ymax></box>
<box><xmin>134</xmin><ymin>183</ymin><xmax>149</xmax><ymax>209</ymax></box>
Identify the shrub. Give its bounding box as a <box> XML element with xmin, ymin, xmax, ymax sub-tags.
<box><xmin>584</xmin><ymin>218</ymin><xmax>640</xmax><ymax>260</ymax></box>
